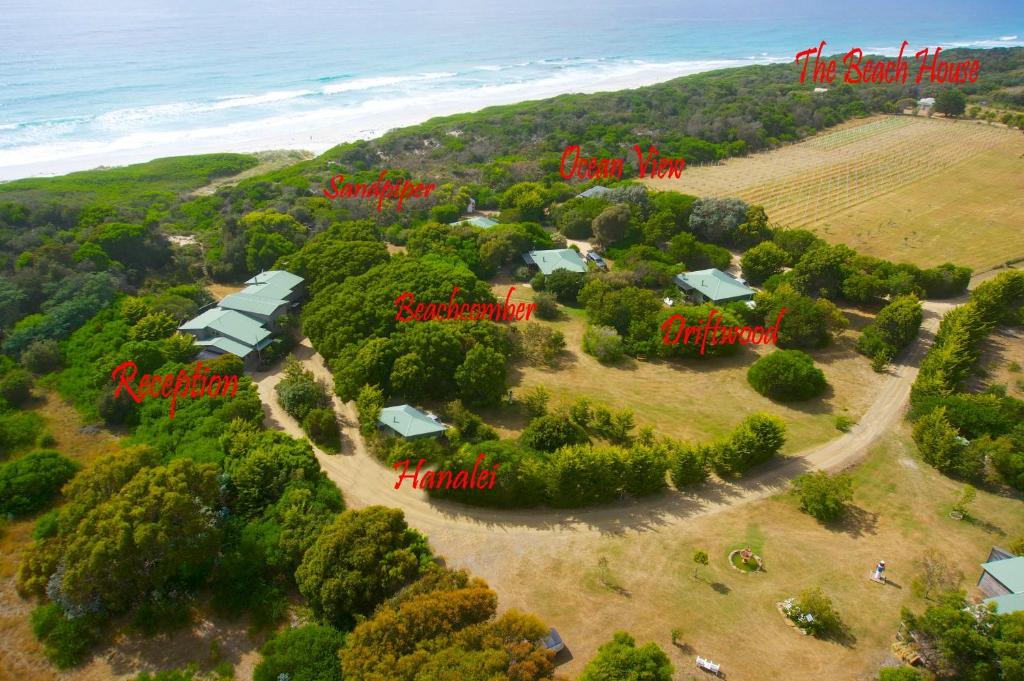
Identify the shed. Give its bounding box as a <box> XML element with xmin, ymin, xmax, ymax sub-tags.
<box><xmin>378</xmin><ymin>405</ymin><xmax>447</xmax><ymax>440</ymax></box>
<box><xmin>577</xmin><ymin>186</ymin><xmax>612</xmax><ymax>199</ymax></box>
<box><xmin>674</xmin><ymin>268</ymin><xmax>755</xmax><ymax>304</ymax></box>
<box><xmin>523</xmin><ymin>249</ymin><xmax>587</xmax><ymax>275</ymax></box>
<box><xmin>450</xmin><ymin>216</ymin><xmax>499</xmax><ymax>229</ymax></box>
<box><xmin>978</xmin><ymin>555</ymin><xmax>1024</xmax><ymax>598</ymax></box>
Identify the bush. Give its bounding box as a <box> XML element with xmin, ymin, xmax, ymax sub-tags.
<box><xmin>440</xmin><ymin>400</ymin><xmax>497</xmax><ymax>446</ymax></box>
<box><xmin>30</xmin><ymin>603</ymin><xmax>101</xmax><ymax>669</ymax></box>
<box><xmin>713</xmin><ymin>413</ymin><xmax>786</xmax><ymax>478</ymax></box>
<box><xmin>532</xmin><ymin>291</ymin><xmax>560</xmax><ymax>320</ymax></box>
<box><xmin>32</xmin><ymin>509</ymin><xmax>60</xmax><ymax>539</ymax></box>
<box><xmin>429</xmin><ymin>440</ymin><xmax>548</xmax><ymax>508</ymax></box>
<box><xmin>912</xmin><ymin>407</ymin><xmax>984</xmax><ymax>480</ymax></box>
<box><xmin>0</xmin><ymin>367</ymin><xmax>33</xmax><ymax>406</ymax></box>
<box><xmin>740</xmin><ymin>241</ymin><xmax>789</xmax><ymax>285</ymax></box>
<box><xmin>667</xmin><ymin>440</ymin><xmax>710</xmax><ymax>487</ymax></box>
<box><xmin>0</xmin><ymin>411</ymin><xmax>45</xmax><ymax>456</ymax></box>
<box><xmin>792</xmin><ymin>471</ymin><xmax>853</xmax><ymax>521</ymax></box>
<box><xmin>879</xmin><ymin>668</ymin><xmax>925</xmax><ymax>681</ymax></box>
<box><xmin>787</xmin><ymin>587</ymin><xmax>843</xmax><ymax>638</ymax></box>
<box><xmin>520</xmin><ymin>414</ymin><xmax>589</xmax><ymax>452</ymax></box>
<box><xmin>355</xmin><ymin>384</ymin><xmax>384</xmax><ymax>436</ymax></box>
<box><xmin>303</xmin><ymin>408</ymin><xmax>340</xmax><ymax>451</ymax></box>
<box><xmin>583</xmin><ymin>325</ymin><xmax>625</xmax><ymax>363</ymax></box>
<box><xmin>21</xmin><ymin>339</ymin><xmax>62</xmax><ymax>374</ymax></box>
<box><xmin>544</xmin><ymin>269</ymin><xmax>586</xmax><ymax>304</ymax></box>
<box><xmin>253</xmin><ymin>624</ymin><xmax>346</xmax><ymax>681</ymax></box>
<box><xmin>275</xmin><ymin>358</ymin><xmax>330</xmax><ymax>422</ymax></box>
<box><xmin>856</xmin><ymin>294</ymin><xmax>922</xmax><ymax>361</ymax></box>
<box><xmin>747</xmin><ymin>349</ymin><xmax>827</xmax><ymax>401</ymax></box>
<box><xmin>521</xmin><ymin>385</ymin><xmax>550</xmax><ymax>417</ymax></box>
<box><xmin>519</xmin><ymin>324</ymin><xmax>565</xmax><ymax>366</ymax></box>
<box><xmin>513</xmin><ymin>265</ymin><xmax>533</xmax><ymax>281</ymax></box>
<box><xmin>620</xmin><ymin>444</ymin><xmax>670</xmax><ymax>496</ymax></box>
<box><xmin>0</xmin><ymin>450</ymin><xmax>79</xmax><ymax>516</ymax></box>
<box><xmin>546</xmin><ymin>444</ymin><xmax>624</xmax><ymax>507</ymax></box>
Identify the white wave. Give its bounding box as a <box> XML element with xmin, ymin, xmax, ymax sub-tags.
<box><xmin>1000</xmin><ymin>35</ymin><xmax>1018</xmax><ymax>41</ymax></box>
<box><xmin>210</xmin><ymin>89</ymin><xmax>314</xmax><ymax>110</ymax></box>
<box><xmin>474</xmin><ymin>65</ymin><xmax>505</xmax><ymax>71</ymax></box>
<box><xmin>321</xmin><ymin>72</ymin><xmax>454</xmax><ymax>94</ymax></box>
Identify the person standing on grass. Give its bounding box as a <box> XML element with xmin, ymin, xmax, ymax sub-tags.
<box><xmin>873</xmin><ymin>560</ymin><xmax>886</xmax><ymax>582</ymax></box>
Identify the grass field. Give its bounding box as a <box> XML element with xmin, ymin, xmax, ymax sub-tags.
<box><xmin>488</xmin><ymin>284</ymin><xmax>885</xmax><ymax>453</ymax></box>
<box><xmin>642</xmin><ymin>115</ymin><xmax>1024</xmax><ymax>272</ymax></box>
<box><xmin>429</xmin><ymin>427</ymin><xmax>1024</xmax><ymax>680</ymax></box>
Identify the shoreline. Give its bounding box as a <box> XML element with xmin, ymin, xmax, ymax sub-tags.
<box><xmin>0</xmin><ymin>57</ymin><xmax>771</xmax><ymax>182</ymax></box>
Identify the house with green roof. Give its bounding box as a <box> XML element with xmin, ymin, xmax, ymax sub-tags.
<box><xmin>450</xmin><ymin>216</ymin><xmax>499</xmax><ymax>229</ymax></box>
<box><xmin>674</xmin><ymin>268</ymin><xmax>755</xmax><ymax>304</ymax></box>
<box><xmin>378</xmin><ymin>405</ymin><xmax>447</xmax><ymax>440</ymax></box>
<box><xmin>523</xmin><ymin>248</ymin><xmax>587</xmax><ymax>275</ymax></box>
<box><xmin>243</xmin><ymin>270</ymin><xmax>305</xmax><ymax>303</ymax></box>
<box><xmin>218</xmin><ymin>292</ymin><xmax>291</xmax><ymax>328</ymax></box>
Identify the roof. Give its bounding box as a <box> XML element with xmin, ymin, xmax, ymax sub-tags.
<box><xmin>981</xmin><ymin>556</ymin><xmax>1024</xmax><ymax>593</ymax></box>
<box><xmin>218</xmin><ymin>292</ymin><xmax>290</xmax><ymax>317</ymax></box>
<box><xmin>675</xmin><ymin>268</ymin><xmax>755</xmax><ymax>303</ymax></box>
<box><xmin>179</xmin><ymin>308</ymin><xmax>272</xmax><ymax>349</ymax></box>
<box><xmin>243</xmin><ymin>270</ymin><xmax>304</xmax><ymax>299</ymax></box>
<box><xmin>577</xmin><ymin>186</ymin><xmax>612</xmax><ymax>199</ymax></box>
<box><xmin>450</xmin><ymin>216</ymin><xmax>499</xmax><ymax>229</ymax></box>
<box><xmin>523</xmin><ymin>249</ymin><xmax>587</xmax><ymax>275</ymax></box>
<box><xmin>378</xmin><ymin>405</ymin><xmax>447</xmax><ymax>438</ymax></box>
<box><xmin>195</xmin><ymin>336</ymin><xmax>258</xmax><ymax>358</ymax></box>
<box><xmin>985</xmin><ymin>592</ymin><xmax>1024</xmax><ymax>614</ymax></box>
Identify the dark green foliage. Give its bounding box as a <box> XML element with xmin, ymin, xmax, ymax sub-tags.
<box><xmin>712</xmin><ymin>413</ymin><xmax>786</xmax><ymax>478</ymax></box>
<box><xmin>934</xmin><ymin>89</ymin><xmax>967</xmax><ymax>116</ymax></box>
<box><xmin>788</xmin><ymin>588</ymin><xmax>844</xmax><ymax>638</ymax></box>
<box><xmin>540</xmin><ymin>269</ymin><xmax>586</xmax><ymax>304</ymax></box>
<box><xmin>688</xmin><ymin>197</ymin><xmax>748</xmax><ymax>246</ymax></box>
<box><xmin>878</xmin><ymin>667</ymin><xmax>925</xmax><ymax>681</ymax></box>
<box><xmin>456</xmin><ymin>344</ymin><xmax>506</xmax><ymax>407</ymax></box>
<box><xmin>303</xmin><ymin>408</ymin><xmax>340</xmax><ymax>451</ymax></box>
<box><xmin>254</xmin><ymin>624</ymin><xmax>346</xmax><ymax>681</ymax></box>
<box><xmin>656</xmin><ymin>304</ymin><xmax>744</xmax><ymax>360</ymax></box>
<box><xmin>284</xmin><ymin>222</ymin><xmax>389</xmax><ymax>293</ymax></box>
<box><xmin>904</xmin><ymin>591</ymin><xmax>1024</xmax><ymax>681</ymax></box>
<box><xmin>792</xmin><ymin>471</ymin><xmax>853</xmax><ymax>522</ymax></box>
<box><xmin>520</xmin><ymin>414</ymin><xmax>589</xmax><ymax>452</ymax></box>
<box><xmin>554</xmin><ymin>196</ymin><xmax>608</xmax><ymax>238</ymax></box>
<box><xmin>429</xmin><ymin>440</ymin><xmax>548</xmax><ymax>508</ymax></box>
<box><xmin>275</xmin><ymin>358</ymin><xmax>330</xmax><ymax>422</ymax></box>
<box><xmin>21</xmin><ymin>339</ymin><xmax>62</xmax><ymax>374</ymax></box>
<box><xmin>747</xmin><ymin>350</ymin><xmax>827</xmax><ymax>401</ymax></box>
<box><xmin>912</xmin><ymin>407</ymin><xmax>984</xmax><ymax>480</ymax></box>
<box><xmin>578</xmin><ymin>631</ymin><xmax>673</xmax><ymax>681</ymax></box>
<box><xmin>920</xmin><ymin>263</ymin><xmax>971</xmax><ymax>299</ymax></box>
<box><xmin>0</xmin><ymin>410</ymin><xmax>44</xmax><ymax>457</ymax></box>
<box><xmin>619</xmin><ymin>443</ymin><xmax>670</xmax><ymax>497</ymax></box>
<box><xmin>667</xmin><ymin>440</ymin><xmax>710</xmax><ymax>488</ymax></box>
<box><xmin>755</xmin><ymin>284</ymin><xmax>847</xmax><ymax>349</ymax></box>
<box><xmin>33</xmin><ymin>510</ymin><xmax>60</xmax><ymax>540</ymax></box>
<box><xmin>0</xmin><ymin>450</ymin><xmax>79</xmax><ymax>516</ymax></box>
<box><xmin>355</xmin><ymin>384</ymin><xmax>384</xmax><ymax>436</ymax></box>
<box><xmin>990</xmin><ymin>430</ymin><xmax>1024</xmax><ymax>491</ymax></box>
<box><xmin>545</xmin><ymin>444</ymin><xmax>625</xmax><ymax>507</ymax></box>
<box><xmin>295</xmin><ymin>506</ymin><xmax>431</xmax><ymax>627</ymax></box>
<box><xmin>0</xmin><ymin>367</ymin><xmax>33</xmax><ymax>406</ymax></box>
<box><xmin>592</xmin><ymin>204</ymin><xmax>631</xmax><ymax>247</ymax></box>
<box><xmin>440</xmin><ymin>399</ymin><xmax>498</xmax><ymax>446</ymax></box>
<box><xmin>857</xmin><ymin>294</ymin><xmax>923</xmax><ymax>363</ymax></box>
<box><xmin>790</xmin><ymin>243</ymin><xmax>856</xmax><ymax>299</ymax></box>
<box><xmin>30</xmin><ymin>603</ymin><xmax>102</xmax><ymax>669</ymax></box>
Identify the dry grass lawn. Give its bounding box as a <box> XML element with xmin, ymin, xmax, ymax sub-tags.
<box><xmin>642</xmin><ymin>115</ymin><xmax>1024</xmax><ymax>272</ymax></box>
<box><xmin>426</xmin><ymin>427</ymin><xmax>1024</xmax><ymax>680</ymax></box>
<box><xmin>489</xmin><ymin>284</ymin><xmax>884</xmax><ymax>453</ymax></box>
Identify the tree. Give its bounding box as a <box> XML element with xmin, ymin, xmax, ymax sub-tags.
<box><xmin>532</xmin><ymin>291</ymin><xmax>560</xmax><ymax>320</ymax></box>
<box><xmin>58</xmin><ymin>458</ymin><xmax>221</xmax><ymax>613</ymax></box>
<box><xmin>519</xmin><ymin>325</ymin><xmax>565</xmax><ymax>366</ymax></box>
<box><xmin>583</xmin><ymin>325</ymin><xmax>625</xmax><ymax>363</ymax></box>
<box><xmin>520</xmin><ymin>414</ymin><xmax>589</xmax><ymax>452</ymax></box>
<box><xmin>857</xmin><ymin>294</ymin><xmax>923</xmax><ymax>362</ymax></box>
<box><xmin>128</xmin><ymin>312</ymin><xmax>178</xmax><ymax>341</ymax></box>
<box><xmin>734</xmin><ymin>204</ymin><xmax>773</xmax><ymax>248</ymax></box>
<box><xmin>355</xmin><ymin>384</ymin><xmax>384</xmax><ymax>436</ymax></box>
<box><xmin>591</xmin><ymin>204</ymin><xmax>631</xmax><ymax>247</ymax></box>
<box><xmin>692</xmin><ymin>550</ymin><xmax>709</xmax><ymax>581</ymax></box>
<box><xmin>667</xmin><ymin>440</ymin><xmax>709</xmax><ymax>487</ymax></box>
<box><xmin>303</xmin><ymin>408</ymin><xmax>340</xmax><ymax>450</ymax></box>
<box><xmin>0</xmin><ymin>367</ymin><xmax>34</xmax><ymax>406</ymax></box>
<box><xmin>792</xmin><ymin>471</ymin><xmax>853</xmax><ymax>522</ymax></box>
<box><xmin>741</xmin><ymin>241</ymin><xmax>789</xmax><ymax>285</ymax></box>
<box><xmin>390</xmin><ymin>352</ymin><xmax>429</xmax><ymax>400</ymax></box>
<box><xmin>295</xmin><ymin>506</ymin><xmax>429</xmax><ymax>626</ymax></box>
<box><xmin>0</xmin><ymin>450</ymin><xmax>79</xmax><ymax>516</ymax></box>
<box><xmin>756</xmin><ymin>283</ymin><xmax>847</xmax><ymax>349</ymax></box>
<box><xmin>790</xmin><ymin>587</ymin><xmax>844</xmax><ymax>638</ymax></box>
<box><xmin>911</xmin><ymin>552</ymin><xmax>963</xmax><ymax>601</ymax></box>
<box><xmin>688</xmin><ymin>197</ymin><xmax>748</xmax><ymax>245</ymax></box>
<box><xmin>253</xmin><ymin>624</ymin><xmax>345</xmax><ymax>681</ymax></box>
<box><xmin>578</xmin><ymin>631</ymin><xmax>673</xmax><ymax>681</ymax></box>
<box><xmin>790</xmin><ymin>243</ymin><xmax>855</xmax><ymax>299</ymax></box>
<box><xmin>241</xmin><ymin>210</ymin><xmax>306</xmax><ymax>272</ymax></box>
<box><xmin>620</xmin><ymin>444</ymin><xmax>670</xmax><ymax>496</ymax></box>
<box><xmin>456</xmin><ymin>344</ymin><xmax>506</xmax><ymax>407</ymax></box>
<box><xmin>913</xmin><ymin>407</ymin><xmax>983</xmax><ymax>480</ymax></box>
<box><xmin>543</xmin><ymin>269</ymin><xmax>586</xmax><ymax>303</ymax></box>
<box><xmin>275</xmin><ymin>358</ymin><xmax>330</xmax><ymax>422</ymax></box>
<box><xmin>21</xmin><ymin>339</ymin><xmax>62</xmax><ymax>374</ymax></box>
<box><xmin>951</xmin><ymin>484</ymin><xmax>976</xmax><ymax>519</ymax></box>
<box><xmin>934</xmin><ymin>90</ymin><xmax>967</xmax><ymax>117</ymax></box>
<box><xmin>747</xmin><ymin>349</ymin><xmax>827</xmax><ymax>401</ymax></box>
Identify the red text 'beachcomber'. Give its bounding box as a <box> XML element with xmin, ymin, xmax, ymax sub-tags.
<box><xmin>394</xmin><ymin>454</ymin><xmax>499</xmax><ymax>490</ymax></box>
<box><xmin>111</xmin><ymin>360</ymin><xmax>239</xmax><ymax>419</ymax></box>
<box><xmin>394</xmin><ymin>286</ymin><xmax>537</xmax><ymax>323</ymax></box>
<box><xmin>660</xmin><ymin>308</ymin><xmax>789</xmax><ymax>355</ymax></box>
<box><xmin>322</xmin><ymin>170</ymin><xmax>437</xmax><ymax>212</ymax></box>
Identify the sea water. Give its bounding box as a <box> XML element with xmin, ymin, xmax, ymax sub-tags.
<box><xmin>0</xmin><ymin>0</ymin><xmax>1021</xmax><ymax>179</ymax></box>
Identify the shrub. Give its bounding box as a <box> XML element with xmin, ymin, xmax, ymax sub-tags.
<box><xmin>355</xmin><ymin>384</ymin><xmax>384</xmax><ymax>436</ymax></box>
<box><xmin>747</xmin><ymin>349</ymin><xmax>827</xmax><ymax>401</ymax></box>
<box><xmin>544</xmin><ymin>269</ymin><xmax>586</xmax><ymax>303</ymax></box>
<box><xmin>303</xmin><ymin>408</ymin><xmax>340</xmax><ymax>451</ymax></box>
<box><xmin>578</xmin><ymin>631</ymin><xmax>673</xmax><ymax>681</ymax></box>
<box><xmin>33</xmin><ymin>509</ymin><xmax>60</xmax><ymax>539</ymax></box>
<box><xmin>879</xmin><ymin>668</ymin><xmax>925</xmax><ymax>681</ymax></box>
<box><xmin>713</xmin><ymin>413</ymin><xmax>786</xmax><ymax>478</ymax></box>
<box><xmin>620</xmin><ymin>444</ymin><xmax>669</xmax><ymax>497</ymax></box>
<box><xmin>0</xmin><ymin>450</ymin><xmax>79</xmax><ymax>516</ymax></box>
<box><xmin>253</xmin><ymin>624</ymin><xmax>346</xmax><ymax>681</ymax></box>
<box><xmin>569</xmin><ymin>397</ymin><xmax>593</xmax><ymax>427</ymax></box>
<box><xmin>513</xmin><ymin>265</ymin><xmax>533</xmax><ymax>281</ymax></box>
<box><xmin>521</xmin><ymin>385</ymin><xmax>550</xmax><ymax>417</ymax></box>
<box><xmin>532</xmin><ymin>291</ymin><xmax>560</xmax><ymax>320</ymax></box>
<box><xmin>546</xmin><ymin>444</ymin><xmax>624</xmax><ymax>507</ymax></box>
<box><xmin>21</xmin><ymin>339</ymin><xmax>62</xmax><ymax>374</ymax></box>
<box><xmin>0</xmin><ymin>367</ymin><xmax>33</xmax><ymax>406</ymax></box>
<box><xmin>667</xmin><ymin>440</ymin><xmax>709</xmax><ymax>487</ymax></box>
<box><xmin>30</xmin><ymin>603</ymin><xmax>101</xmax><ymax>669</ymax></box>
<box><xmin>857</xmin><ymin>294</ymin><xmax>923</xmax><ymax>361</ymax></box>
<box><xmin>275</xmin><ymin>358</ymin><xmax>329</xmax><ymax>422</ymax></box>
<box><xmin>520</xmin><ymin>414</ymin><xmax>589</xmax><ymax>452</ymax></box>
<box><xmin>583</xmin><ymin>325</ymin><xmax>625</xmax><ymax>363</ymax></box>
<box><xmin>429</xmin><ymin>440</ymin><xmax>548</xmax><ymax>508</ymax></box>
<box><xmin>519</xmin><ymin>324</ymin><xmax>565</xmax><ymax>366</ymax></box>
<box><xmin>912</xmin><ymin>406</ymin><xmax>984</xmax><ymax>480</ymax></box>
<box><xmin>792</xmin><ymin>471</ymin><xmax>853</xmax><ymax>521</ymax></box>
<box><xmin>834</xmin><ymin>415</ymin><xmax>854</xmax><ymax>432</ymax></box>
<box><xmin>787</xmin><ymin>587</ymin><xmax>843</xmax><ymax>638</ymax></box>
<box><xmin>740</xmin><ymin>241</ymin><xmax>789</xmax><ymax>285</ymax></box>
<box><xmin>0</xmin><ymin>411</ymin><xmax>45</xmax><ymax>456</ymax></box>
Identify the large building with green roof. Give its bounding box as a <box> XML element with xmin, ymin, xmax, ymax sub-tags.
<box><xmin>179</xmin><ymin>270</ymin><xmax>304</xmax><ymax>369</ymax></box>
<box><xmin>978</xmin><ymin>550</ymin><xmax>1024</xmax><ymax>614</ymax></box>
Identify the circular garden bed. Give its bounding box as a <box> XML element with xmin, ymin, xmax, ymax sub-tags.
<box><xmin>728</xmin><ymin>549</ymin><xmax>764</xmax><ymax>573</ymax></box>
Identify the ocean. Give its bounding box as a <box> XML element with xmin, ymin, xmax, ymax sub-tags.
<box><xmin>0</xmin><ymin>0</ymin><xmax>1021</xmax><ymax>180</ymax></box>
